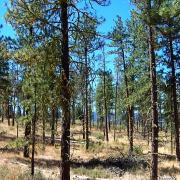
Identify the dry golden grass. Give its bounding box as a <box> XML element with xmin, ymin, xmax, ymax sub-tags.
<box><xmin>159</xmin><ymin>160</ymin><xmax>180</xmax><ymax>179</ymax></box>
<box><xmin>0</xmin><ymin>120</ymin><xmax>180</xmax><ymax>179</ymax></box>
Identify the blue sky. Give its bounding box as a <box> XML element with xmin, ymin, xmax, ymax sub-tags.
<box><xmin>92</xmin><ymin>0</ymin><xmax>133</xmax><ymax>71</ymax></box>
<box><xmin>0</xmin><ymin>0</ymin><xmax>133</xmax><ymax>37</ymax></box>
<box><xmin>0</xmin><ymin>0</ymin><xmax>15</xmax><ymax>37</ymax></box>
<box><xmin>94</xmin><ymin>0</ymin><xmax>133</xmax><ymax>33</ymax></box>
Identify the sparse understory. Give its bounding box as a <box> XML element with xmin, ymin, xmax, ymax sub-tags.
<box><xmin>0</xmin><ymin>121</ymin><xmax>179</xmax><ymax>180</ymax></box>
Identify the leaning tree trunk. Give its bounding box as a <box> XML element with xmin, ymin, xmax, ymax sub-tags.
<box><xmin>148</xmin><ymin>18</ymin><xmax>159</xmax><ymax>180</ymax></box>
<box><xmin>60</xmin><ymin>1</ymin><xmax>71</xmax><ymax>179</ymax></box>
<box><xmin>169</xmin><ymin>34</ymin><xmax>180</xmax><ymax>161</ymax></box>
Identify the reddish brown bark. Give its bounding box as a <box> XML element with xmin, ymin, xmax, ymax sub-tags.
<box><xmin>60</xmin><ymin>1</ymin><xmax>71</xmax><ymax>179</ymax></box>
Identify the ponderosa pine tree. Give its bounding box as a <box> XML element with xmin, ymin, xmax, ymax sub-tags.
<box><xmin>59</xmin><ymin>1</ymin><xmax>71</xmax><ymax>179</ymax></box>
<box><xmin>95</xmin><ymin>69</ymin><xmax>114</xmax><ymax>139</ymax></box>
<box><xmin>109</xmin><ymin>16</ymin><xmax>134</xmax><ymax>153</ymax></box>
<box><xmin>0</xmin><ymin>27</ymin><xmax>10</xmax><ymax>124</ymax></box>
<box><xmin>126</xmin><ymin>11</ymin><xmax>151</xmax><ymax>142</ymax></box>
<box><xmin>147</xmin><ymin>1</ymin><xmax>159</xmax><ymax>179</ymax></box>
<box><xmin>155</xmin><ymin>0</ymin><xmax>180</xmax><ymax>161</ymax></box>
<box><xmin>132</xmin><ymin>1</ymin><xmax>159</xmax><ymax>179</ymax></box>
<box><xmin>71</xmin><ymin>12</ymin><xmax>103</xmax><ymax>148</ymax></box>
<box><xmin>102</xmin><ymin>46</ymin><xmax>109</xmax><ymax>141</ymax></box>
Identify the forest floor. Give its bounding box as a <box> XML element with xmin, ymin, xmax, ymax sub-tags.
<box><xmin>0</xmin><ymin>120</ymin><xmax>180</xmax><ymax>180</ymax></box>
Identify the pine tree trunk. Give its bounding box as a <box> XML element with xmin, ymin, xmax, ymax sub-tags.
<box><xmin>51</xmin><ymin>106</ymin><xmax>55</xmax><ymax>145</ymax></box>
<box><xmin>171</xmin><ymin>115</ymin><xmax>173</xmax><ymax>155</ymax></box>
<box><xmin>136</xmin><ymin>117</ymin><xmax>139</xmax><ymax>132</ymax></box>
<box><xmin>103</xmin><ymin>71</ymin><xmax>108</xmax><ymax>142</ymax></box>
<box><xmin>85</xmin><ymin>46</ymin><xmax>89</xmax><ymax>149</ymax></box>
<box><xmin>55</xmin><ymin>107</ymin><xmax>58</xmax><ymax>131</ymax></box>
<box><xmin>82</xmin><ymin>105</ymin><xmax>85</xmax><ymax>139</ymax></box>
<box><xmin>159</xmin><ymin>99</ymin><xmax>163</xmax><ymax>131</ymax></box>
<box><xmin>24</xmin><ymin>110</ymin><xmax>31</xmax><ymax>158</ymax></box>
<box><xmin>23</xmin><ymin>107</ymin><xmax>25</xmax><ymax>116</ymax></box>
<box><xmin>122</xmin><ymin>47</ymin><xmax>133</xmax><ymax>153</ymax></box>
<box><xmin>108</xmin><ymin>114</ymin><xmax>111</xmax><ymax>131</ymax></box>
<box><xmin>141</xmin><ymin>118</ymin><xmax>144</xmax><ymax>138</ymax></box>
<box><xmin>12</xmin><ymin>94</ymin><xmax>15</xmax><ymax>126</ymax></box>
<box><xmin>1</xmin><ymin>104</ymin><xmax>4</xmax><ymax>122</ymax></box>
<box><xmin>126</xmin><ymin>113</ymin><xmax>129</xmax><ymax>138</ymax></box>
<box><xmin>42</xmin><ymin>107</ymin><xmax>45</xmax><ymax>149</ymax></box>
<box><xmin>72</xmin><ymin>99</ymin><xmax>75</xmax><ymax>125</ymax></box>
<box><xmin>128</xmin><ymin>106</ymin><xmax>133</xmax><ymax>153</ymax></box>
<box><xmin>143</xmin><ymin>121</ymin><xmax>146</xmax><ymax>139</ymax></box>
<box><xmin>97</xmin><ymin>116</ymin><xmax>99</xmax><ymax>129</ymax></box>
<box><xmin>169</xmin><ymin>35</ymin><xmax>180</xmax><ymax>161</ymax></box>
<box><xmin>148</xmin><ymin>127</ymin><xmax>150</xmax><ymax>146</ymax></box>
<box><xmin>114</xmin><ymin>72</ymin><xmax>118</xmax><ymax>141</ymax></box>
<box><xmin>103</xmin><ymin>48</ymin><xmax>109</xmax><ymax>142</ymax></box>
<box><xmin>7</xmin><ymin>100</ymin><xmax>10</xmax><ymax>126</ymax></box>
<box><xmin>148</xmin><ymin>21</ymin><xmax>159</xmax><ymax>180</ymax></box>
<box><xmin>31</xmin><ymin>86</ymin><xmax>37</xmax><ymax>176</ymax></box>
<box><xmin>60</xmin><ymin>1</ymin><xmax>70</xmax><ymax>179</ymax></box>
<box><xmin>17</xmin><ymin>101</ymin><xmax>19</xmax><ymax>138</ymax></box>
<box><xmin>89</xmin><ymin>92</ymin><xmax>92</xmax><ymax>131</ymax></box>
<box><xmin>89</xmin><ymin>104</ymin><xmax>92</xmax><ymax>131</ymax></box>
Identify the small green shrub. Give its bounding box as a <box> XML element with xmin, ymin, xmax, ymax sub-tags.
<box><xmin>94</xmin><ymin>132</ymin><xmax>104</xmax><ymax>141</ymax></box>
<box><xmin>18</xmin><ymin>170</ymin><xmax>45</xmax><ymax>180</ymax></box>
<box><xmin>88</xmin><ymin>141</ymin><xmax>104</xmax><ymax>153</ymax></box>
<box><xmin>0</xmin><ymin>130</ymin><xmax>7</xmax><ymax>136</ymax></box>
<box><xmin>97</xmin><ymin>135</ymin><xmax>104</xmax><ymax>141</ymax></box>
<box><xmin>117</xmin><ymin>124</ymin><xmax>126</xmax><ymax>131</ymax></box>
<box><xmin>7</xmin><ymin>138</ymin><xmax>26</xmax><ymax>149</ymax></box>
<box><xmin>133</xmin><ymin>145</ymin><xmax>143</xmax><ymax>155</ymax></box>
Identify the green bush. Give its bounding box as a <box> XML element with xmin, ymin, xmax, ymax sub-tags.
<box><xmin>88</xmin><ymin>141</ymin><xmax>104</xmax><ymax>153</ymax></box>
<box><xmin>94</xmin><ymin>132</ymin><xmax>104</xmax><ymax>140</ymax></box>
<box><xmin>7</xmin><ymin>138</ymin><xmax>26</xmax><ymax>149</ymax></box>
<box><xmin>133</xmin><ymin>145</ymin><xmax>143</xmax><ymax>155</ymax></box>
<box><xmin>0</xmin><ymin>130</ymin><xmax>7</xmax><ymax>136</ymax></box>
<box><xmin>18</xmin><ymin>170</ymin><xmax>45</xmax><ymax>180</ymax></box>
